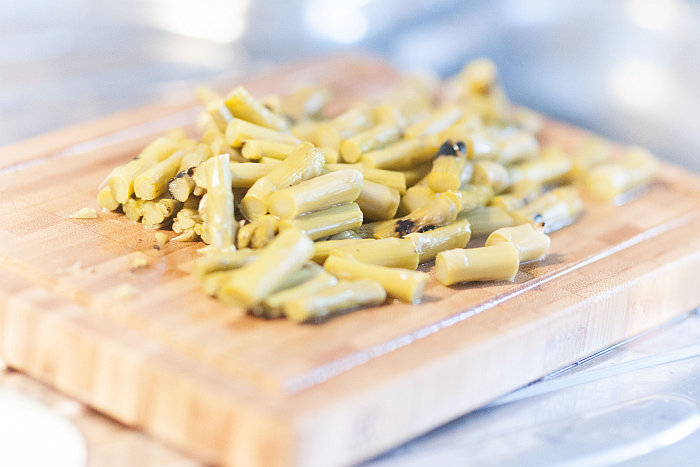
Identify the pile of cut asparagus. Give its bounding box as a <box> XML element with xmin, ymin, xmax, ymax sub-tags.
<box><xmin>97</xmin><ymin>59</ymin><xmax>658</xmax><ymax>322</ymax></box>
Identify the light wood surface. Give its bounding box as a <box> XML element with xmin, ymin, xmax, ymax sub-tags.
<box><xmin>1</xmin><ymin>54</ymin><xmax>699</xmax><ymax>467</ymax></box>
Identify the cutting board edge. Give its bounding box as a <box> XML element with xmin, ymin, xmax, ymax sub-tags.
<box><xmin>0</xmin><ymin>278</ymin><xmax>300</xmax><ymax>467</ymax></box>
<box><xmin>283</xmin><ymin>218</ymin><xmax>700</xmax><ymax>467</ymax></box>
<box><xmin>1</xmin><ymin>213</ymin><xmax>699</xmax><ymax>467</ymax></box>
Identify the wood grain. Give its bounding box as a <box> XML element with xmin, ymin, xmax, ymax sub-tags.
<box><xmin>0</xmin><ymin>367</ymin><xmax>202</xmax><ymax>467</ymax></box>
<box><xmin>1</xmin><ymin>54</ymin><xmax>699</xmax><ymax>467</ymax></box>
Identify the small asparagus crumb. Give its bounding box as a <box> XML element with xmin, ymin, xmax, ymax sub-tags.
<box><xmin>131</xmin><ymin>255</ymin><xmax>150</xmax><ymax>269</ymax></box>
<box><xmin>155</xmin><ymin>231</ymin><xmax>169</xmax><ymax>247</ymax></box>
<box><xmin>69</xmin><ymin>207</ymin><xmax>97</xmax><ymax>219</ymax></box>
<box><xmin>114</xmin><ymin>283</ymin><xmax>138</xmax><ymax>300</ymax></box>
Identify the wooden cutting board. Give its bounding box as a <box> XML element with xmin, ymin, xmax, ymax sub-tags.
<box><xmin>1</xmin><ymin>54</ymin><xmax>699</xmax><ymax>467</ymax></box>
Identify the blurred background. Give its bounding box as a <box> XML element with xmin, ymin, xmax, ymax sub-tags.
<box><xmin>1</xmin><ymin>0</ymin><xmax>699</xmax><ymax>171</ymax></box>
